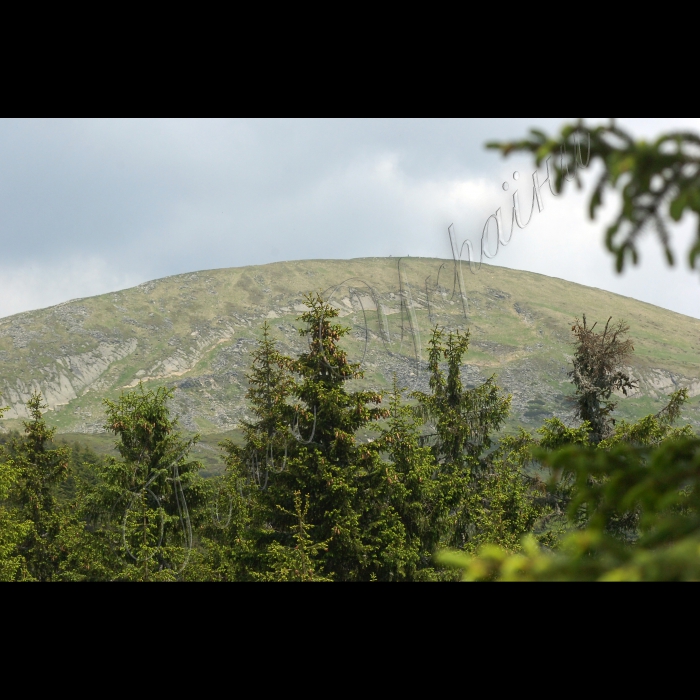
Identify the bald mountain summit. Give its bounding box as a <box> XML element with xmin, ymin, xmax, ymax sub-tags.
<box><xmin>1</xmin><ymin>257</ymin><xmax>699</xmax><ymax>443</ymax></box>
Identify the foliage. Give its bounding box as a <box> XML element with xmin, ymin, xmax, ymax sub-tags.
<box><xmin>413</xmin><ymin>327</ymin><xmax>511</xmax><ymax>467</ymax></box>
<box><xmin>211</xmin><ymin>320</ymin><xmax>293</xmax><ymax>580</ymax></box>
<box><xmin>488</xmin><ymin>120</ymin><xmax>700</xmax><ymax>273</ymax></box>
<box><xmin>78</xmin><ymin>383</ymin><xmax>206</xmax><ymax>581</ymax></box>
<box><xmin>371</xmin><ymin>377</ymin><xmax>446</xmax><ymax>580</ymax></box>
<box><xmin>55</xmin><ymin>441</ymin><xmax>103</xmax><ymax>506</ymax></box>
<box><xmin>255</xmin><ymin>292</ymin><xmax>391</xmax><ymax>580</ymax></box>
<box><xmin>412</xmin><ymin>326</ymin><xmax>513</xmax><ymax>550</ymax></box>
<box><xmin>462</xmin><ymin>431</ymin><xmax>552</xmax><ymax>553</ymax></box>
<box><xmin>0</xmin><ymin>460</ymin><xmax>33</xmax><ymax>581</ymax></box>
<box><xmin>225</xmin><ymin>320</ymin><xmax>294</xmax><ymax>491</ymax></box>
<box><xmin>0</xmin><ymin>419</ymin><xmax>106</xmax><ymax>581</ymax></box>
<box><xmin>568</xmin><ymin>315</ymin><xmax>636</xmax><ymax>443</ymax></box>
<box><xmin>3</xmin><ymin>393</ymin><xmax>72</xmax><ymax>581</ymax></box>
<box><xmin>439</xmin><ymin>387</ymin><xmax>700</xmax><ymax>580</ymax></box>
<box><xmin>599</xmin><ymin>389</ymin><xmax>694</xmax><ymax>449</ymax></box>
<box><xmin>193</xmin><ymin>450</ymin><xmax>259</xmax><ymax>582</ymax></box>
<box><xmin>0</xmin><ymin>404</ymin><xmax>33</xmax><ymax>581</ymax></box>
<box><xmin>536</xmin><ymin>417</ymin><xmax>592</xmax><ymax>450</ymax></box>
<box><xmin>439</xmin><ymin>438</ymin><xmax>700</xmax><ymax>581</ymax></box>
<box><xmin>256</xmin><ymin>492</ymin><xmax>331</xmax><ymax>582</ymax></box>
<box><xmin>2</xmin><ymin>280</ymin><xmax>698</xmax><ymax>581</ymax></box>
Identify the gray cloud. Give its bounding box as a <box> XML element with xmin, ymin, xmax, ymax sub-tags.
<box><xmin>0</xmin><ymin>117</ymin><xmax>698</xmax><ymax>319</ymax></box>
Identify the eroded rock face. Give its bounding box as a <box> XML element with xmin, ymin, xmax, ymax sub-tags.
<box><xmin>1</xmin><ymin>339</ymin><xmax>138</xmax><ymax>418</ymax></box>
<box><xmin>613</xmin><ymin>367</ymin><xmax>700</xmax><ymax>400</ymax></box>
<box><xmin>123</xmin><ymin>326</ymin><xmax>235</xmax><ymax>387</ymax></box>
<box><xmin>1</xmin><ymin>258</ymin><xmax>699</xmax><ymax>434</ymax></box>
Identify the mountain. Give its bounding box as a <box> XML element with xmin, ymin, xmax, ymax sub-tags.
<box><xmin>1</xmin><ymin>257</ymin><xmax>699</xmax><ymax>448</ymax></box>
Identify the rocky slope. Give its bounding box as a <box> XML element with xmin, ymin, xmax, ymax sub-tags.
<box><xmin>1</xmin><ymin>257</ymin><xmax>699</xmax><ymax>438</ymax></box>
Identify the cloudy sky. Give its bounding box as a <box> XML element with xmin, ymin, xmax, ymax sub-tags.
<box><xmin>1</xmin><ymin>117</ymin><xmax>698</xmax><ymax>320</ymax></box>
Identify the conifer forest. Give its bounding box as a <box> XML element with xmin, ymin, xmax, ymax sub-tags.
<box><xmin>3</xmin><ymin>119</ymin><xmax>700</xmax><ymax>581</ymax></box>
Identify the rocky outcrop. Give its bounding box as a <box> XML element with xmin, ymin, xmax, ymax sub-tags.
<box><xmin>1</xmin><ymin>339</ymin><xmax>137</xmax><ymax>418</ymax></box>
<box><xmin>614</xmin><ymin>366</ymin><xmax>700</xmax><ymax>400</ymax></box>
<box><xmin>123</xmin><ymin>325</ymin><xmax>235</xmax><ymax>387</ymax></box>
<box><xmin>1</xmin><ymin>258</ymin><xmax>699</xmax><ymax>435</ymax></box>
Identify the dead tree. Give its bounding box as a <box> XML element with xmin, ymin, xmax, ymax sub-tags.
<box><xmin>568</xmin><ymin>315</ymin><xmax>637</xmax><ymax>443</ymax></box>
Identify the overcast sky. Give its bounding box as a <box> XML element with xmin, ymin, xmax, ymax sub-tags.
<box><xmin>1</xmin><ymin>117</ymin><xmax>698</xmax><ymax>320</ymax></box>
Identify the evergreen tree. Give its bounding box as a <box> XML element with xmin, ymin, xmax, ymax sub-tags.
<box><xmin>569</xmin><ymin>315</ymin><xmax>637</xmax><ymax>443</ymax></box>
<box><xmin>530</xmin><ymin>326</ymin><xmax>688</xmax><ymax>544</ymax></box>
<box><xmin>261</xmin><ymin>292</ymin><xmax>389</xmax><ymax>581</ymax></box>
<box><xmin>373</xmin><ymin>377</ymin><xmax>444</xmax><ymax>580</ymax></box>
<box><xmin>598</xmin><ymin>388</ymin><xmax>694</xmax><ymax>449</ymax></box>
<box><xmin>0</xmin><ymin>403</ymin><xmax>32</xmax><ymax>581</ymax></box>
<box><xmin>412</xmin><ymin>326</ymin><xmax>511</xmax><ymax>549</ymax></box>
<box><xmin>223</xmin><ymin>320</ymin><xmax>294</xmax><ymax>491</ymax></box>
<box><xmin>213</xmin><ymin>320</ymin><xmax>295</xmax><ymax>580</ymax></box>
<box><xmin>0</xmin><ymin>459</ymin><xmax>32</xmax><ymax>581</ymax></box>
<box><xmin>194</xmin><ymin>449</ymin><xmax>259</xmax><ymax>582</ymax></box>
<box><xmin>5</xmin><ymin>392</ymin><xmax>72</xmax><ymax>581</ymax></box>
<box><xmin>81</xmin><ymin>383</ymin><xmax>206</xmax><ymax>581</ymax></box>
<box><xmin>56</xmin><ymin>440</ymin><xmax>103</xmax><ymax>506</ymax></box>
<box><xmin>462</xmin><ymin>430</ymin><xmax>555</xmax><ymax>553</ymax></box>
<box><xmin>414</xmin><ymin>327</ymin><xmax>511</xmax><ymax>468</ymax></box>
<box><xmin>441</xmin><ymin>385</ymin><xmax>699</xmax><ymax>580</ymax></box>
<box><xmin>257</xmin><ymin>491</ymin><xmax>331</xmax><ymax>581</ymax></box>
<box><xmin>440</xmin><ymin>436</ymin><xmax>700</xmax><ymax>581</ymax></box>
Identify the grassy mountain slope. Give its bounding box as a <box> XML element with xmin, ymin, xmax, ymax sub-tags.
<box><xmin>1</xmin><ymin>257</ymin><xmax>699</xmax><ymax>462</ymax></box>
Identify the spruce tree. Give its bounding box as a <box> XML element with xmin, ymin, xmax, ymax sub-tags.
<box><xmin>0</xmin><ymin>459</ymin><xmax>32</xmax><ymax>581</ymax></box>
<box><xmin>222</xmin><ymin>320</ymin><xmax>294</xmax><ymax>491</ymax></box>
<box><xmin>195</xmin><ymin>444</ymin><xmax>264</xmax><ymax>582</ymax></box>
<box><xmin>257</xmin><ymin>491</ymin><xmax>331</xmax><ymax>581</ymax></box>
<box><xmin>569</xmin><ymin>315</ymin><xmax>636</xmax><ymax>443</ymax></box>
<box><xmin>413</xmin><ymin>326</ymin><xmax>511</xmax><ymax>550</ymax></box>
<box><xmin>6</xmin><ymin>392</ymin><xmax>72</xmax><ymax>581</ymax></box>
<box><xmin>415</xmin><ymin>327</ymin><xmax>510</xmax><ymax>468</ymax></box>
<box><xmin>262</xmin><ymin>292</ymin><xmax>389</xmax><ymax>581</ymax></box>
<box><xmin>373</xmin><ymin>377</ymin><xmax>444</xmax><ymax>580</ymax></box>
<box><xmin>213</xmin><ymin>320</ymin><xmax>295</xmax><ymax>579</ymax></box>
<box><xmin>463</xmin><ymin>431</ymin><xmax>553</xmax><ymax>553</ymax></box>
<box><xmin>0</xmin><ymin>403</ymin><xmax>33</xmax><ymax>581</ymax></box>
<box><xmin>82</xmin><ymin>383</ymin><xmax>205</xmax><ymax>581</ymax></box>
